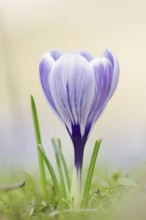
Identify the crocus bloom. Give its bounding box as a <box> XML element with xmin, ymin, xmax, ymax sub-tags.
<box><xmin>39</xmin><ymin>49</ymin><xmax>119</xmax><ymax>174</ymax></box>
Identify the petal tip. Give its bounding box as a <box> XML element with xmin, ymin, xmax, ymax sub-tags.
<box><xmin>50</xmin><ymin>49</ymin><xmax>62</xmax><ymax>61</ymax></box>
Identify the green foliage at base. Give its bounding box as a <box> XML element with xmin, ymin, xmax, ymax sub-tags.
<box><xmin>0</xmin><ymin>167</ymin><xmax>145</xmax><ymax>220</ymax></box>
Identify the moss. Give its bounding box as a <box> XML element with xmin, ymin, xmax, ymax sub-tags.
<box><xmin>0</xmin><ymin>168</ymin><xmax>144</xmax><ymax>220</ymax></box>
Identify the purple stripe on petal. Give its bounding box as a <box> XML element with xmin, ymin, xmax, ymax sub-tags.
<box><xmin>103</xmin><ymin>49</ymin><xmax>120</xmax><ymax>99</ymax></box>
<box><xmin>49</xmin><ymin>53</ymin><xmax>95</xmax><ymax>135</ymax></box>
<box><xmin>102</xmin><ymin>49</ymin><xmax>114</xmax><ymax>66</ymax></box>
<box><xmin>86</xmin><ymin>50</ymin><xmax>119</xmax><ymax>130</ymax></box>
<box><xmin>87</xmin><ymin>58</ymin><xmax>112</xmax><ymax>125</ymax></box>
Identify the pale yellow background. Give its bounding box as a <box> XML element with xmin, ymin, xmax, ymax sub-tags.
<box><xmin>0</xmin><ymin>0</ymin><xmax>146</xmax><ymax>171</ymax></box>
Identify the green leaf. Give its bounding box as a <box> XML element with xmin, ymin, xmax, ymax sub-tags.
<box><xmin>30</xmin><ymin>95</ymin><xmax>47</xmax><ymax>200</ymax></box>
<box><xmin>83</xmin><ymin>139</ymin><xmax>102</xmax><ymax>206</ymax></box>
<box><xmin>52</xmin><ymin>139</ymin><xmax>67</xmax><ymax>199</ymax></box>
<box><xmin>38</xmin><ymin>145</ymin><xmax>61</xmax><ymax>197</ymax></box>
<box><xmin>118</xmin><ymin>177</ymin><xmax>137</xmax><ymax>187</ymax></box>
<box><xmin>52</xmin><ymin>139</ymin><xmax>70</xmax><ymax>199</ymax></box>
<box><xmin>57</xmin><ymin>139</ymin><xmax>71</xmax><ymax>192</ymax></box>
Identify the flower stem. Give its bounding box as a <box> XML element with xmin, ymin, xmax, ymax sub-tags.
<box><xmin>70</xmin><ymin>168</ymin><xmax>81</xmax><ymax>208</ymax></box>
<box><xmin>30</xmin><ymin>95</ymin><xmax>48</xmax><ymax>200</ymax></box>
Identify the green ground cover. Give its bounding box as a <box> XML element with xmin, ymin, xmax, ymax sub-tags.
<box><xmin>0</xmin><ymin>167</ymin><xmax>145</xmax><ymax>220</ymax></box>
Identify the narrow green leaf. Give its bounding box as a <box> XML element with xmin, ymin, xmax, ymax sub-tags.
<box><xmin>30</xmin><ymin>95</ymin><xmax>47</xmax><ymax>200</ymax></box>
<box><xmin>38</xmin><ymin>145</ymin><xmax>59</xmax><ymax>192</ymax></box>
<box><xmin>83</xmin><ymin>139</ymin><xmax>102</xmax><ymax>206</ymax></box>
<box><xmin>52</xmin><ymin>139</ymin><xmax>70</xmax><ymax>198</ymax></box>
<box><xmin>38</xmin><ymin>145</ymin><xmax>65</xmax><ymax>206</ymax></box>
<box><xmin>53</xmin><ymin>139</ymin><xmax>71</xmax><ymax>192</ymax></box>
<box><xmin>57</xmin><ymin>139</ymin><xmax>71</xmax><ymax>192</ymax></box>
<box><xmin>52</xmin><ymin>139</ymin><xmax>67</xmax><ymax>199</ymax></box>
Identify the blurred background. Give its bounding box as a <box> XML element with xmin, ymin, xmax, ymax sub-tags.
<box><xmin>0</xmin><ymin>0</ymin><xmax>146</xmax><ymax>173</ymax></box>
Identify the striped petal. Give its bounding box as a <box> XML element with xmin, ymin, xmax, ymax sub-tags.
<box><xmin>39</xmin><ymin>50</ymin><xmax>62</xmax><ymax>116</ymax></box>
<box><xmin>86</xmin><ymin>49</ymin><xmax>119</xmax><ymax>130</ymax></box>
<box><xmin>49</xmin><ymin>52</ymin><xmax>95</xmax><ymax>135</ymax></box>
<box><xmin>102</xmin><ymin>49</ymin><xmax>120</xmax><ymax>99</ymax></box>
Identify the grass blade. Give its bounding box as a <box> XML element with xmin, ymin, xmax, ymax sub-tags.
<box><xmin>57</xmin><ymin>139</ymin><xmax>70</xmax><ymax>192</ymax></box>
<box><xmin>38</xmin><ymin>145</ymin><xmax>64</xmax><ymax>206</ymax></box>
<box><xmin>30</xmin><ymin>95</ymin><xmax>47</xmax><ymax>200</ymax></box>
<box><xmin>38</xmin><ymin>145</ymin><xmax>59</xmax><ymax>192</ymax></box>
<box><xmin>83</xmin><ymin>139</ymin><xmax>102</xmax><ymax>206</ymax></box>
<box><xmin>52</xmin><ymin>139</ymin><xmax>67</xmax><ymax>198</ymax></box>
<box><xmin>52</xmin><ymin>139</ymin><xmax>70</xmax><ymax>198</ymax></box>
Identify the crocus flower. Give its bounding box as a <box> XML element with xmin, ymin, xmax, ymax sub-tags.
<box><xmin>39</xmin><ymin>49</ymin><xmax>119</xmax><ymax>176</ymax></box>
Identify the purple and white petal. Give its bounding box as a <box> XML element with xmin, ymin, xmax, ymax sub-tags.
<box><xmin>49</xmin><ymin>53</ymin><xmax>95</xmax><ymax>135</ymax></box>
<box><xmin>39</xmin><ymin>53</ymin><xmax>60</xmax><ymax>116</ymax></box>
<box><xmin>102</xmin><ymin>49</ymin><xmax>120</xmax><ymax>99</ymax></box>
<box><xmin>87</xmin><ymin>57</ymin><xmax>113</xmax><ymax>125</ymax></box>
<box><xmin>50</xmin><ymin>49</ymin><xmax>63</xmax><ymax>61</ymax></box>
<box><xmin>39</xmin><ymin>49</ymin><xmax>120</xmax><ymax>171</ymax></box>
<box><xmin>77</xmin><ymin>50</ymin><xmax>94</xmax><ymax>62</ymax></box>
